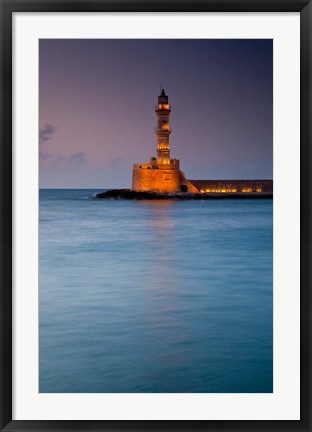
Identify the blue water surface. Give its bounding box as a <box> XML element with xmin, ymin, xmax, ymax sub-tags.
<box><xmin>39</xmin><ymin>189</ymin><xmax>273</xmax><ymax>393</ymax></box>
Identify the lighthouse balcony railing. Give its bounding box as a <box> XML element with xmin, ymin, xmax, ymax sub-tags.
<box><xmin>155</xmin><ymin>104</ymin><xmax>171</xmax><ymax>111</ymax></box>
<box><xmin>155</xmin><ymin>127</ymin><xmax>171</xmax><ymax>133</ymax></box>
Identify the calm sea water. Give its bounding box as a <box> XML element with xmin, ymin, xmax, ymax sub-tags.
<box><xmin>39</xmin><ymin>189</ymin><xmax>273</xmax><ymax>393</ymax></box>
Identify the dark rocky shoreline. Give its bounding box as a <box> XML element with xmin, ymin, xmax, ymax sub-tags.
<box><xmin>94</xmin><ymin>189</ymin><xmax>273</xmax><ymax>200</ymax></box>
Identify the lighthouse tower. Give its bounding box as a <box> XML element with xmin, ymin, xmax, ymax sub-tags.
<box><xmin>131</xmin><ymin>89</ymin><xmax>198</xmax><ymax>193</ymax></box>
<box><xmin>155</xmin><ymin>89</ymin><xmax>171</xmax><ymax>164</ymax></box>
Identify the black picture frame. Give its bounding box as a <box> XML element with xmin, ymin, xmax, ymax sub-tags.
<box><xmin>1</xmin><ymin>1</ymin><xmax>311</xmax><ymax>431</ymax></box>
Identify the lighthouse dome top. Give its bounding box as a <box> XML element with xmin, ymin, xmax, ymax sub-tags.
<box><xmin>158</xmin><ymin>88</ymin><xmax>169</xmax><ymax>106</ymax></box>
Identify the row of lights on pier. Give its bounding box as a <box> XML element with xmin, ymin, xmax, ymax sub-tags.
<box><xmin>200</xmin><ymin>188</ymin><xmax>263</xmax><ymax>193</ymax></box>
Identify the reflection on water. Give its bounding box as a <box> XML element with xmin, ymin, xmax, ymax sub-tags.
<box><xmin>132</xmin><ymin>201</ymin><xmax>182</xmax><ymax>370</ymax></box>
<box><xmin>39</xmin><ymin>190</ymin><xmax>273</xmax><ymax>393</ymax></box>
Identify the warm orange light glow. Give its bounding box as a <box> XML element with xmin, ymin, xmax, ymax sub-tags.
<box><xmin>195</xmin><ymin>188</ymin><xmax>241</xmax><ymax>193</ymax></box>
<box><xmin>242</xmin><ymin>188</ymin><xmax>252</xmax><ymax>193</ymax></box>
<box><xmin>202</xmin><ymin>188</ymin><xmax>238</xmax><ymax>193</ymax></box>
<box><xmin>256</xmin><ymin>188</ymin><xmax>262</xmax><ymax>192</ymax></box>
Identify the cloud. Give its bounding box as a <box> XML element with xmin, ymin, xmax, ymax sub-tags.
<box><xmin>39</xmin><ymin>124</ymin><xmax>57</xmax><ymax>161</ymax></box>
<box><xmin>39</xmin><ymin>124</ymin><xmax>57</xmax><ymax>145</ymax></box>
<box><xmin>50</xmin><ymin>152</ymin><xmax>86</xmax><ymax>166</ymax></box>
<box><xmin>67</xmin><ymin>152</ymin><xmax>86</xmax><ymax>165</ymax></box>
<box><xmin>38</xmin><ymin>124</ymin><xmax>86</xmax><ymax>166</ymax></box>
<box><xmin>108</xmin><ymin>157</ymin><xmax>127</xmax><ymax>166</ymax></box>
<box><xmin>51</xmin><ymin>155</ymin><xmax>66</xmax><ymax>164</ymax></box>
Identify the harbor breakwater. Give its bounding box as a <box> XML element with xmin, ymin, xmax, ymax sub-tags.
<box><xmin>94</xmin><ymin>189</ymin><xmax>273</xmax><ymax>200</ymax></box>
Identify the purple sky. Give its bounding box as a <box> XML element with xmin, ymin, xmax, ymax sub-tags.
<box><xmin>39</xmin><ymin>39</ymin><xmax>273</xmax><ymax>189</ymax></box>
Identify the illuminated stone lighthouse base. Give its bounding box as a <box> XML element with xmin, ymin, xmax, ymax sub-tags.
<box><xmin>132</xmin><ymin>160</ymin><xmax>198</xmax><ymax>193</ymax></box>
<box><xmin>132</xmin><ymin>165</ymin><xmax>180</xmax><ymax>193</ymax></box>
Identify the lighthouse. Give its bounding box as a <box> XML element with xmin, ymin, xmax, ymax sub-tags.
<box><xmin>155</xmin><ymin>89</ymin><xmax>171</xmax><ymax>164</ymax></box>
<box><xmin>131</xmin><ymin>89</ymin><xmax>198</xmax><ymax>193</ymax></box>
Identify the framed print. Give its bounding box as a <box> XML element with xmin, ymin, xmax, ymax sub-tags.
<box><xmin>1</xmin><ymin>1</ymin><xmax>311</xmax><ymax>431</ymax></box>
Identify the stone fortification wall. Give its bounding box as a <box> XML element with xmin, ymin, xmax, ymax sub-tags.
<box><xmin>189</xmin><ymin>179</ymin><xmax>273</xmax><ymax>193</ymax></box>
<box><xmin>179</xmin><ymin>171</ymin><xmax>199</xmax><ymax>193</ymax></box>
<box><xmin>132</xmin><ymin>166</ymin><xmax>181</xmax><ymax>192</ymax></box>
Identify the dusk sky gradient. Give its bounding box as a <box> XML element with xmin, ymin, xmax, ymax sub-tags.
<box><xmin>39</xmin><ymin>39</ymin><xmax>273</xmax><ymax>188</ymax></box>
